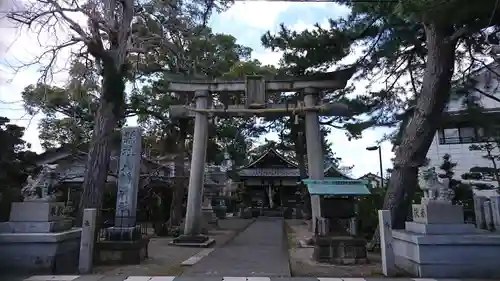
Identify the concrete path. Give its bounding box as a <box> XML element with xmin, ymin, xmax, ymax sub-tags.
<box><xmin>182</xmin><ymin>217</ymin><xmax>291</xmax><ymax>277</ymax></box>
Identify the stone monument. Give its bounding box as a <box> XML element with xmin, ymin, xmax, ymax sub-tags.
<box><xmin>95</xmin><ymin>127</ymin><xmax>150</xmax><ymax>265</ymax></box>
<box><xmin>392</xmin><ymin>167</ymin><xmax>500</xmax><ymax>278</ymax></box>
<box><xmin>106</xmin><ymin>127</ymin><xmax>142</xmax><ymax>240</ymax></box>
<box><xmin>0</xmin><ymin>164</ymin><xmax>82</xmax><ymax>274</ymax></box>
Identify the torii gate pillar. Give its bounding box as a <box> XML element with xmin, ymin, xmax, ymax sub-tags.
<box><xmin>183</xmin><ymin>90</ymin><xmax>209</xmax><ymax>237</ymax></box>
<box><xmin>304</xmin><ymin>87</ymin><xmax>324</xmax><ymax>233</ymax></box>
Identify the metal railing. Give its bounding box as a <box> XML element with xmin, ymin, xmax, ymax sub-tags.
<box><xmin>438</xmin><ymin>135</ymin><xmax>500</xmax><ymax>144</ymax></box>
<box><xmin>438</xmin><ymin>136</ymin><xmax>483</xmax><ymax>144</ymax></box>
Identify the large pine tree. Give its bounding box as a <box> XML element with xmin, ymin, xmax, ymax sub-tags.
<box><xmin>262</xmin><ymin>0</ymin><xmax>500</xmax><ymax>246</ymax></box>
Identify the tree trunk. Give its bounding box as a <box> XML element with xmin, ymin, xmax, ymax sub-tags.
<box><xmin>368</xmin><ymin>23</ymin><xmax>458</xmax><ymax>249</ymax></box>
<box><xmin>169</xmin><ymin>123</ymin><xmax>187</xmax><ymax>228</ymax></box>
<box><xmin>78</xmin><ymin>61</ymin><xmax>125</xmax><ymax>226</ymax></box>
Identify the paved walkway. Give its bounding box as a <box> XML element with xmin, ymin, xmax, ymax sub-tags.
<box><xmin>182</xmin><ymin>217</ymin><xmax>291</xmax><ymax>277</ymax></box>
<box><xmin>91</xmin><ymin>218</ymin><xmax>254</xmax><ymax>276</ymax></box>
<box><xmin>20</xmin><ymin>276</ymin><xmax>498</xmax><ymax>281</ymax></box>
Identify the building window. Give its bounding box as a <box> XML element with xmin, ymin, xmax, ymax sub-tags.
<box><xmin>438</xmin><ymin>128</ymin><xmax>459</xmax><ymax>144</ymax></box>
<box><xmin>459</xmin><ymin>127</ymin><xmax>475</xmax><ymax>143</ymax></box>
<box><xmin>438</xmin><ymin>126</ymin><xmax>484</xmax><ymax>144</ymax></box>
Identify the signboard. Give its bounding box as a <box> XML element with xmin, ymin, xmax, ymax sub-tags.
<box><xmin>239</xmin><ymin>168</ymin><xmax>300</xmax><ymax>177</ymax></box>
<box><xmin>302</xmin><ymin>178</ymin><xmax>367</xmax><ymax>185</ymax></box>
<box><xmin>303</xmin><ymin>177</ymin><xmax>370</xmax><ymax>196</ymax></box>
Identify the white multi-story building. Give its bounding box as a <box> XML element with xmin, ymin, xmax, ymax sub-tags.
<box><xmin>425</xmin><ymin>62</ymin><xmax>500</xmax><ymax>184</ymax></box>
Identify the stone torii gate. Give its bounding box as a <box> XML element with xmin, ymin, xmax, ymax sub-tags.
<box><xmin>169</xmin><ymin>68</ymin><xmax>356</xmax><ymax>244</ymax></box>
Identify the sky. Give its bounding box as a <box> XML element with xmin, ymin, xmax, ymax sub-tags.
<box><xmin>0</xmin><ymin>1</ymin><xmax>395</xmax><ymax>178</ymax></box>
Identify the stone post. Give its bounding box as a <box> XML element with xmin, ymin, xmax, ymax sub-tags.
<box><xmin>79</xmin><ymin>208</ymin><xmax>97</xmax><ymax>274</ymax></box>
<box><xmin>484</xmin><ymin>200</ymin><xmax>494</xmax><ymax>231</ymax></box>
<box><xmin>489</xmin><ymin>195</ymin><xmax>500</xmax><ymax>230</ymax></box>
<box><xmin>303</xmin><ymin>87</ymin><xmax>324</xmax><ymax>232</ymax></box>
<box><xmin>378</xmin><ymin>210</ymin><xmax>396</xmax><ymax>276</ymax></box>
<box><xmin>184</xmin><ymin>90</ymin><xmax>209</xmax><ymax>236</ymax></box>
<box><xmin>473</xmin><ymin>195</ymin><xmax>487</xmax><ymax>229</ymax></box>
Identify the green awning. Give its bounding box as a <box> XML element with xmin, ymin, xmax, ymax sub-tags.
<box><xmin>302</xmin><ymin>177</ymin><xmax>371</xmax><ymax>196</ymax></box>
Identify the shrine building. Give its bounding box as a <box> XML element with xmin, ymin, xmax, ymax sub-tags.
<box><xmin>235</xmin><ymin>147</ymin><xmax>353</xmax><ymax>210</ymax></box>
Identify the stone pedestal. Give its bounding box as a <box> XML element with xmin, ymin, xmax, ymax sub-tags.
<box><xmin>393</xmin><ymin>202</ymin><xmax>500</xmax><ymax>278</ymax></box>
<box><xmin>412</xmin><ymin>203</ymin><xmax>464</xmax><ymax>224</ymax></box>
<box><xmin>105</xmin><ymin>225</ymin><xmax>142</xmax><ymax>241</ymax></box>
<box><xmin>0</xmin><ymin>201</ymin><xmax>82</xmax><ymax>274</ymax></box>
<box><xmin>97</xmin><ymin>223</ymin><xmax>150</xmax><ymax>265</ymax></box>
<box><xmin>313</xmin><ymin>236</ymin><xmax>368</xmax><ymax>265</ymax></box>
<box><xmin>94</xmin><ymin>236</ymin><xmax>150</xmax><ymax>265</ymax></box>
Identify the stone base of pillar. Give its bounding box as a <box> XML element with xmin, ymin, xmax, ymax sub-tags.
<box><xmin>106</xmin><ymin>226</ymin><xmax>141</xmax><ymax>241</ymax></box>
<box><xmin>170</xmin><ymin>234</ymin><xmax>215</xmax><ymax>248</ymax></box>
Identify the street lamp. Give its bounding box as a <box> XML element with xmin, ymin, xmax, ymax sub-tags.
<box><xmin>366</xmin><ymin>145</ymin><xmax>384</xmax><ymax>188</ymax></box>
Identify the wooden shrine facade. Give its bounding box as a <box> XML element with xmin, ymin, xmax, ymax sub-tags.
<box><xmin>236</xmin><ymin>148</ymin><xmax>352</xmax><ymax>209</ymax></box>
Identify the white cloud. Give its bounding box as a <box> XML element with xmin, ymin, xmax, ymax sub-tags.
<box><xmin>219</xmin><ymin>2</ymin><xmax>293</xmax><ymax>30</ymax></box>
<box><xmin>0</xmin><ymin>65</ymin><xmax>46</xmax><ymax>152</ymax></box>
<box><xmin>219</xmin><ymin>2</ymin><xmax>332</xmax><ymax>30</ymax></box>
<box><xmin>254</xmin><ymin>49</ymin><xmax>283</xmax><ymax>66</ymax></box>
<box><xmin>290</xmin><ymin>18</ymin><xmax>329</xmax><ymax>32</ymax></box>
